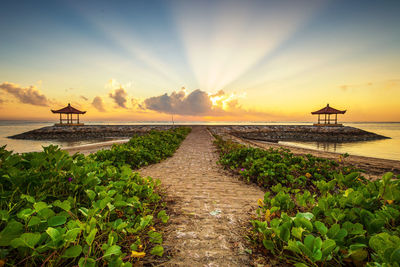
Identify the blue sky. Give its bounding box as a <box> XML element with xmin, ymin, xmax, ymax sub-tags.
<box><xmin>0</xmin><ymin>0</ymin><xmax>399</xmax><ymax>121</ymax></box>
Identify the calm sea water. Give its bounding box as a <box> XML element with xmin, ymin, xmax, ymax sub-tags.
<box><xmin>0</xmin><ymin>121</ymin><xmax>399</xmax><ymax>160</ymax></box>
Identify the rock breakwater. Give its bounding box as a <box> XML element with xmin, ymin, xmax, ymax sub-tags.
<box><xmin>9</xmin><ymin>125</ymin><xmax>176</xmax><ymax>140</ymax></box>
<box><xmin>208</xmin><ymin>125</ymin><xmax>389</xmax><ymax>142</ymax></box>
<box><xmin>9</xmin><ymin>125</ymin><xmax>389</xmax><ymax>143</ymax></box>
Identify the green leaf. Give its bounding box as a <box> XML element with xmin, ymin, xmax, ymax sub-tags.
<box><xmin>296</xmin><ymin>212</ymin><xmax>314</xmax><ymax>220</ymax></box>
<box><xmin>48</xmin><ymin>215</ymin><xmax>67</xmax><ymax>227</ymax></box>
<box><xmin>291</xmin><ymin>227</ymin><xmax>305</xmax><ymax>240</ymax></box>
<box><xmin>382</xmin><ymin>172</ymin><xmax>393</xmax><ymax>184</ymax></box>
<box><xmin>17</xmin><ymin>208</ymin><xmax>35</xmax><ymax>220</ymax></box>
<box><xmin>0</xmin><ymin>221</ymin><xmax>23</xmax><ymax>246</ymax></box>
<box><xmin>33</xmin><ymin>201</ymin><xmax>48</xmax><ymax>212</ymax></box>
<box><xmin>349</xmin><ymin>249</ymin><xmax>368</xmax><ymax>262</ymax></box>
<box><xmin>321</xmin><ymin>239</ymin><xmax>336</xmax><ymax>259</ymax></box>
<box><xmin>38</xmin><ymin>208</ymin><xmax>55</xmax><ymax>219</ymax></box>
<box><xmin>279</xmin><ymin>222</ymin><xmax>291</xmax><ymax>242</ymax></box>
<box><xmin>314</xmin><ymin>221</ymin><xmax>328</xmax><ymax>235</ymax></box>
<box><xmin>53</xmin><ymin>200</ymin><xmax>71</xmax><ymax>211</ymax></box>
<box><xmin>11</xmin><ymin>232</ymin><xmax>41</xmax><ymax>249</ymax></box>
<box><xmin>114</xmin><ymin>201</ymin><xmax>128</xmax><ymax>207</ymax></box>
<box><xmin>21</xmin><ymin>194</ymin><xmax>35</xmax><ymax>203</ymax></box>
<box><xmin>63</xmin><ymin>245</ymin><xmax>82</xmax><ymax>258</ymax></box>
<box><xmin>150</xmin><ymin>245</ymin><xmax>164</xmax><ymax>257</ymax></box>
<box><xmin>0</xmin><ymin>210</ymin><xmax>9</xmax><ymax>221</ymax></box>
<box><xmin>46</xmin><ymin>227</ymin><xmax>61</xmax><ymax>241</ymax></box>
<box><xmin>391</xmin><ymin>248</ymin><xmax>400</xmax><ymax>263</ymax></box>
<box><xmin>367</xmin><ymin>219</ymin><xmax>385</xmax><ymax>234</ymax></box>
<box><xmin>285</xmin><ymin>239</ymin><xmax>301</xmax><ymax>254</ymax></box>
<box><xmin>104</xmin><ymin>245</ymin><xmax>121</xmax><ymax>257</ymax></box>
<box><xmin>304</xmin><ymin>235</ymin><xmax>315</xmax><ymax>252</ymax></box>
<box><xmin>294</xmin><ymin>217</ymin><xmax>313</xmax><ymax>232</ymax></box>
<box><xmin>313</xmin><ymin>249</ymin><xmax>322</xmax><ymax>261</ymax></box>
<box><xmin>149</xmin><ymin>231</ymin><xmax>163</xmax><ymax>244</ymax></box>
<box><xmin>28</xmin><ymin>216</ymin><xmax>41</xmax><ymax>227</ymax></box>
<box><xmin>78</xmin><ymin>257</ymin><xmax>96</xmax><ymax>267</ymax></box>
<box><xmin>327</xmin><ymin>224</ymin><xmax>347</xmax><ymax>241</ymax></box>
<box><xmin>85</xmin><ymin>228</ymin><xmax>98</xmax><ymax>246</ymax></box>
<box><xmin>65</xmin><ymin>228</ymin><xmax>82</xmax><ymax>242</ymax></box>
<box><xmin>157</xmin><ymin>210</ymin><xmax>169</xmax><ymax>223</ymax></box>
<box><xmin>263</xmin><ymin>239</ymin><xmax>275</xmax><ymax>251</ymax></box>
<box><xmin>139</xmin><ymin>215</ymin><xmax>153</xmax><ymax>229</ymax></box>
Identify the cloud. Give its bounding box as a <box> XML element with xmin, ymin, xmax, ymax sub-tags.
<box><xmin>143</xmin><ymin>87</ymin><xmax>245</xmax><ymax>116</ymax></box>
<box><xmin>80</xmin><ymin>95</ymin><xmax>88</xmax><ymax>101</ymax></box>
<box><xmin>131</xmin><ymin>98</ymin><xmax>145</xmax><ymax>110</ymax></box>
<box><xmin>106</xmin><ymin>79</ymin><xmax>132</xmax><ymax>90</ymax></box>
<box><xmin>0</xmin><ymin>98</ymin><xmax>4</xmax><ymax>104</ymax></box>
<box><xmin>92</xmin><ymin>96</ymin><xmax>106</xmax><ymax>112</ymax></box>
<box><xmin>0</xmin><ymin>82</ymin><xmax>49</xmax><ymax>106</ymax></box>
<box><xmin>144</xmin><ymin>89</ymin><xmax>213</xmax><ymax>115</ymax></box>
<box><xmin>339</xmin><ymin>79</ymin><xmax>400</xmax><ymax>92</ymax></box>
<box><xmin>109</xmin><ymin>88</ymin><xmax>128</xmax><ymax>108</ymax></box>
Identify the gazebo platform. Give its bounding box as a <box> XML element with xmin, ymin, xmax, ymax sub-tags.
<box><xmin>54</xmin><ymin>123</ymin><xmax>85</xmax><ymax>126</ymax></box>
<box><xmin>313</xmin><ymin>123</ymin><xmax>343</xmax><ymax>127</ymax></box>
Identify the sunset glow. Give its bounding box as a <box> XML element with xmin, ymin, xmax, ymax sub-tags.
<box><xmin>0</xmin><ymin>0</ymin><xmax>399</xmax><ymax>122</ymax></box>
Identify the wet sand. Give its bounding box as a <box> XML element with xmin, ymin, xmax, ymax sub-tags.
<box><xmin>62</xmin><ymin>139</ymin><xmax>129</xmax><ymax>155</ymax></box>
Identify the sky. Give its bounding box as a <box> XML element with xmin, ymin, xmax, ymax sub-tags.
<box><xmin>0</xmin><ymin>0</ymin><xmax>399</xmax><ymax>122</ymax></box>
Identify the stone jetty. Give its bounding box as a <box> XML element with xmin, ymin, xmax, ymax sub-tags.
<box><xmin>9</xmin><ymin>125</ymin><xmax>176</xmax><ymax>140</ymax></box>
<box><xmin>9</xmin><ymin>124</ymin><xmax>389</xmax><ymax>142</ymax></box>
<box><xmin>208</xmin><ymin>125</ymin><xmax>389</xmax><ymax>142</ymax></box>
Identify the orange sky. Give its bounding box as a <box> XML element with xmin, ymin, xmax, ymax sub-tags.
<box><xmin>1</xmin><ymin>1</ymin><xmax>400</xmax><ymax>122</ymax></box>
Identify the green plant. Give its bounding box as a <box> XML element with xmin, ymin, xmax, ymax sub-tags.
<box><xmin>0</xmin><ymin>127</ymin><xmax>190</xmax><ymax>266</ymax></box>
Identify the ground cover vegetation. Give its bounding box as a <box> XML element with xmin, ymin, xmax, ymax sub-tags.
<box><xmin>215</xmin><ymin>136</ymin><xmax>400</xmax><ymax>267</ymax></box>
<box><xmin>0</xmin><ymin>127</ymin><xmax>191</xmax><ymax>266</ymax></box>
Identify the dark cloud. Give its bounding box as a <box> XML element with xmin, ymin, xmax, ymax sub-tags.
<box><xmin>144</xmin><ymin>89</ymin><xmax>213</xmax><ymax>115</ymax></box>
<box><xmin>92</xmin><ymin>96</ymin><xmax>106</xmax><ymax>112</ymax></box>
<box><xmin>0</xmin><ymin>82</ymin><xmax>48</xmax><ymax>106</ymax></box>
<box><xmin>109</xmin><ymin>88</ymin><xmax>128</xmax><ymax>108</ymax></box>
<box><xmin>80</xmin><ymin>95</ymin><xmax>88</xmax><ymax>101</ymax></box>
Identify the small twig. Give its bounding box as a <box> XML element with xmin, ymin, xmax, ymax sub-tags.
<box><xmin>41</xmin><ymin>250</ymin><xmax>57</xmax><ymax>267</ymax></box>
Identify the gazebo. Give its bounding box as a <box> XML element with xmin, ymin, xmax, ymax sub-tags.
<box><xmin>311</xmin><ymin>104</ymin><xmax>346</xmax><ymax>126</ymax></box>
<box><xmin>51</xmin><ymin>103</ymin><xmax>86</xmax><ymax>126</ymax></box>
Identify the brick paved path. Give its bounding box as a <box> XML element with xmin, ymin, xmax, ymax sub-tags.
<box><xmin>139</xmin><ymin>126</ymin><xmax>265</xmax><ymax>266</ymax></box>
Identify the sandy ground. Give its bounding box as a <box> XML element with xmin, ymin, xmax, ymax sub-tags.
<box><xmin>62</xmin><ymin>139</ymin><xmax>129</xmax><ymax>155</ymax></box>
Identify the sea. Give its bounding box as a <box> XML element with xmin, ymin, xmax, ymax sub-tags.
<box><xmin>0</xmin><ymin>121</ymin><xmax>399</xmax><ymax>161</ymax></box>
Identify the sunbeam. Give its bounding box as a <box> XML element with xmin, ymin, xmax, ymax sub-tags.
<box><xmin>170</xmin><ymin>0</ymin><xmax>326</xmax><ymax>91</ymax></box>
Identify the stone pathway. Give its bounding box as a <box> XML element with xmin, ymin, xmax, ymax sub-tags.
<box><xmin>139</xmin><ymin>126</ymin><xmax>265</xmax><ymax>266</ymax></box>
